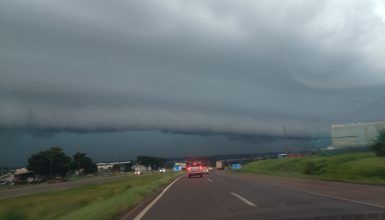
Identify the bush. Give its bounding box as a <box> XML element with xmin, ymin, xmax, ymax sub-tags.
<box><xmin>302</xmin><ymin>160</ymin><xmax>318</xmax><ymax>175</ymax></box>
<box><xmin>27</xmin><ymin>146</ymin><xmax>71</xmax><ymax>177</ymax></box>
<box><xmin>370</xmin><ymin>129</ymin><xmax>385</xmax><ymax>157</ymax></box>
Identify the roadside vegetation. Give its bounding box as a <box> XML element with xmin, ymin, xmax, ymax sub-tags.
<box><xmin>238</xmin><ymin>152</ymin><xmax>385</xmax><ymax>185</ymax></box>
<box><xmin>238</xmin><ymin>129</ymin><xmax>385</xmax><ymax>185</ymax></box>
<box><xmin>136</xmin><ymin>155</ymin><xmax>167</xmax><ymax>171</ymax></box>
<box><xmin>0</xmin><ymin>172</ymin><xmax>182</xmax><ymax>220</ymax></box>
<box><xmin>370</xmin><ymin>129</ymin><xmax>385</xmax><ymax>157</ymax></box>
<box><xmin>27</xmin><ymin>146</ymin><xmax>97</xmax><ymax>178</ymax></box>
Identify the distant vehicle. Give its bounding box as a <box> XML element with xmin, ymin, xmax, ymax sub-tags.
<box><xmin>174</xmin><ymin>162</ymin><xmax>186</xmax><ymax>170</ymax></box>
<box><xmin>216</xmin><ymin>161</ymin><xmax>224</xmax><ymax>170</ymax></box>
<box><xmin>230</xmin><ymin>164</ymin><xmax>241</xmax><ymax>170</ymax></box>
<box><xmin>179</xmin><ymin>163</ymin><xmax>187</xmax><ymax>170</ymax></box>
<box><xmin>208</xmin><ymin>167</ymin><xmax>214</xmax><ymax>171</ymax></box>
<box><xmin>134</xmin><ymin>170</ymin><xmax>142</xmax><ymax>175</ymax></box>
<box><xmin>202</xmin><ymin>166</ymin><xmax>209</xmax><ymax>174</ymax></box>
<box><xmin>159</xmin><ymin>168</ymin><xmax>166</xmax><ymax>173</ymax></box>
<box><xmin>173</xmin><ymin>165</ymin><xmax>182</xmax><ymax>171</ymax></box>
<box><xmin>187</xmin><ymin>161</ymin><xmax>203</xmax><ymax>178</ymax></box>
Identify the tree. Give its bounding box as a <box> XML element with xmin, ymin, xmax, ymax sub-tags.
<box><xmin>137</xmin><ymin>155</ymin><xmax>166</xmax><ymax>170</ymax></box>
<box><xmin>151</xmin><ymin>157</ymin><xmax>166</xmax><ymax>169</ymax></box>
<box><xmin>371</xmin><ymin>129</ymin><xmax>385</xmax><ymax>157</ymax></box>
<box><xmin>70</xmin><ymin>152</ymin><xmax>97</xmax><ymax>174</ymax></box>
<box><xmin>28</xmin><ymin>146</ymin><xmax>71</xmax><ymax>177</ymax></box>
<box><xmin>137</xmin><ymin>156</ymin><xmax>151</xmax><ymax>171</ymax></box>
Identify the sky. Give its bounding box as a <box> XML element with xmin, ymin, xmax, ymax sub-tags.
<box><xmin>1</xmin><ymin>0</ymin><xmax>385</xmax><ymax>166</ymax></box>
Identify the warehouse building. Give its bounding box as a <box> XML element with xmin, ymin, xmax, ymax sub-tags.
<box><xmin>331</xmin><ymin>121</ymin><xmax>385</xmax><ymax>148</ymax></box>
<box><xmin>97</xmin><ymin>161</ymin><xmax>132</xmax><ymax>173</ymax></box>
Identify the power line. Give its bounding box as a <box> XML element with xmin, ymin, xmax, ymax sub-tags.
<box><xmin>299</xmin><ymin>96</ymin><xmax>385</xmax><ymax>135</ymax></box>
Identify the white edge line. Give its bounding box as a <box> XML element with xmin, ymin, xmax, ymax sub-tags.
<box><xmin>287</xmin><ymin>187</ymin><xmax>385</xmax><ymax>209</ymax></box>
<box><xmin>132</xmin><ymin>175</ymin><xmax>184</xmax><ymax>220</ymax></box>
<box><xmin>231</xmin><ymin>192</ymin><xmax>257</xmax><ymax>207</ymax></box>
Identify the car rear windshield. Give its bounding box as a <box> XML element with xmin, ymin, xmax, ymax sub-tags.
<box><xmin>188</xmin><ymin>162</ymin><xmax>202</xmax><ymax>167</ymax></box>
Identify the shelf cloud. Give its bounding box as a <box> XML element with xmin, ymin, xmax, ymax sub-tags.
<box><xmin>1</xmin><ymin>0</ymin><xmax>385</xmax><ymax>165</ymax></box>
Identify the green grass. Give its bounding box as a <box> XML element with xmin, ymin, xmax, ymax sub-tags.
<box><xmin>239</xmin><ymin>152</ymin><xmax>385</xmax><ymax>185</ymax></box>
<box><xmin>0</xmin><ymin>172</ymin><xmax>182</xmax><ymax>220</ymax></box>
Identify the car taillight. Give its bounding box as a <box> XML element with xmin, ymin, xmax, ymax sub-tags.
<box><xmin>199</xmin><ymin>166</ymin><xmax>203</xmax><ymax>170</ymax></box>
<box><xmin>187</xmin><ymin>167</ymin><xmax>191</xmax><ymax>171</ymax></box>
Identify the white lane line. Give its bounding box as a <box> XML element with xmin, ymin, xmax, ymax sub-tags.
<box><xmin>132</xmin><ymin>175</ymin><xmax>184</xmax><ymax>220</ymax></box>
<box><xmin>207</xmin><ymin>178</ymin><xmax>213</xmax><ymax>183</ymax></box>
<box><xmin>230</xmin><ymin>192</ymin><xmax>257</xmax><ymax>207</ymax></box>
<box><xmin>287</xmin><ymin>187</ymin><xmax>385</xmax><ymax>209</ymax></box>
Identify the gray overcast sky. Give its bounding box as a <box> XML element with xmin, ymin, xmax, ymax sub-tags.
<box><xmin>1</xmin><ymin>0</ymin><xmax>385</xmax><ymax>166</ymax></box>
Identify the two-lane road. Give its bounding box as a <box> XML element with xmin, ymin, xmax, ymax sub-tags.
<box><xmin>134</xmin><ymin>172</ymin><xmax>385</xmax><ymax>220</ymax></box>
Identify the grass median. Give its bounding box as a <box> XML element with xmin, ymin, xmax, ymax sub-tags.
<box><xmin>237</xmin><ymin>152</ymin><xmax>385</xmax><ymax>185</ymax></box>
<box><xmin>0</xmin><ymin>172</ymin><xmax>183</xmax><ymax>220</ymax></box>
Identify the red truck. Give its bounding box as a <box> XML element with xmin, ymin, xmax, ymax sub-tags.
<box><xmin>187</xmin><ymin>161</ymin><xmax>203</xmax><ymax>178</ymax></box>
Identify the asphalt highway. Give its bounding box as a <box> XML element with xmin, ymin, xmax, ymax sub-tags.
<box><xmin>137</xmin><ymin>172</ymin><xmax>385</xmax><ymax>220</ymax></box>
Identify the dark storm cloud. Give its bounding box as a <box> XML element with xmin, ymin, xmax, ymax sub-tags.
<box><xmin>1</xmin><ymin>0</ymin><xmax>385</xmax><ymax>137</ymax></box>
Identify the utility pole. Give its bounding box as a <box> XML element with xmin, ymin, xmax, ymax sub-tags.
<box><xmin>283</xmin><ymin>124</ymin><xmax>289</xmax><ymax>155</ymax></box>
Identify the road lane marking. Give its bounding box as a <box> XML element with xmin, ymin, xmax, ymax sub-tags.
<box><xmin>207</xmin><ymin>178</ymin><xmax>213</xmax><ymax>183</ymax></box>
<box><xmin>131</xmin><ymin>175</ymin><xmax>184</xmax><ymax>220</ymax></box>
<box><xmin>230</xmin><ymin>192</ymin><xmax>257</xmax><ymax>207</ymax></box>
<box><xmin>268</xmin><ymin>182</ymin><xmax>385</xmax><ymax>209</ymax></box>
<box><xmin>287</xmin><ymin>188</ymin><xmax>385</xmax><ymax>209</ymax></box>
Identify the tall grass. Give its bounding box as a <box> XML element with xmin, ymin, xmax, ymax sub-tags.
<box><xmin>0</xmin><ymin>172</ymin><xmax>182</xmax><ymax>220</ymax></box>
<box><xmin>240</xmin><ymin>152</ymin><xmax>385</xmax><ymax>185</ymax></box>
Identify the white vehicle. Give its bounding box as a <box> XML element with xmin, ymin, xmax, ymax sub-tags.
<box><xmin>134</xmin><ymin>170</ymin><xmax>142</xmax><ymax>175</ymax></box>
<box><xmin>216</xmin><ymin>161</ymin><xmax>224</xmax><ymax>170</ymax></box>
<box><xmin>203</xmin><ymin>166</ymin><xmax>209</xmax><ymax>174</ymax></box>
<box><xmin>159</xmin><ymin>168</ymin><xmax>166</xmax><ymax>173</ymax></box>
<box><xmin>179</xmin><ymin>163</ymin><xmax>187</xmax><ymax>170</ymax></box>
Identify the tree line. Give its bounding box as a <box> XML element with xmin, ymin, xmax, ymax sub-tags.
<box><xmin>136</xmin><ymin>155</ymin><xmax>166</xmax><ymax>170</ymax></box>
<box><xmin>26</xmin><ymin>147</ymin><xmax>168</xmax><ymax>178</ymax></box>
<box><xmin>27</xmin><ymin>146</ymin><xmax>97</xmax><ymax>178</ymax></box>
<box><xmin>371</xmin><ymin>129</ymin><xmax>385</xmax><ymax>157</ymax></box>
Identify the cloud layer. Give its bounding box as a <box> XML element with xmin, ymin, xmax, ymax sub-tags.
<box><xmin>1</xmin><ymin>0</ymin><xmax>385</xmax><ymax>137</ymax></box>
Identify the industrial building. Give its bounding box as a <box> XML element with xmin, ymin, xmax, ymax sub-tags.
<box><xmin>331</xmin><ymin>121</ymin><xmax>385</xmax><ymax>148</ymax></box>
<box><xmin>96</xmin><ymin>161</ymin><xmax>132</xmax><ymax>173</ymax></box>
